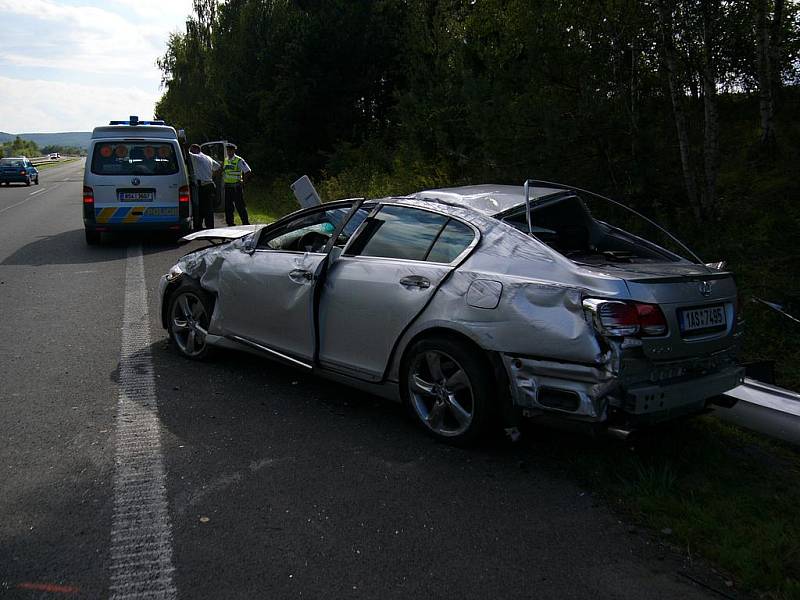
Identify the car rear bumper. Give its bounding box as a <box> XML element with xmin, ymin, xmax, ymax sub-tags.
<box><xmin>0</xmin><ymin>174</ymin><xmax>31</xmax><ymax>182</ymax></box>
<box><xmin>84</xmin><ymin>218</ymin><xmax>192</xmax><ymax>233</ymax></box>
<box><xmin>502</xmin><ymin>353</ymin><xmax>745</xmax><ymax>425</ymax></box>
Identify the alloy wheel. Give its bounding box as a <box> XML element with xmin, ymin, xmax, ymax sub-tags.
<box><xmin>170</xmin><ymin>292</ymin><xmax>210</xmax><ymax>357</ymax></box>
<box><xmin>408</xmin><ymin>350</ymin><xmax>475</xmax><ymax>437</ymax></box>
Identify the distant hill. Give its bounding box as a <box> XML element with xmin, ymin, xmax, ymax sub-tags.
<box><xmin>0</xmin><ymin>131</ymin><xmax>91</xmax><ymax>149</ymax></box>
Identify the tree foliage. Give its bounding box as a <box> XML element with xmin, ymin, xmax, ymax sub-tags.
<box><xmin>156</xmin><ymin>1</ymin><xmax>799</xmax><ymax>214</ymax></box>
<box><xmin>1</xmin><ymin>136</ymin><xmax>40</xmax><ymax>158</ymax></box>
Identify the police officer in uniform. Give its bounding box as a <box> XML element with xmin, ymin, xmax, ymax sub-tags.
<box><xmin>223</xmin><ymin>143</ymin><xmax>252</xmax><ymax>226</ymax></box>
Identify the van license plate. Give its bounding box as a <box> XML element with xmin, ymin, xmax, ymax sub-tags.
<box><xmin>680</xmin><ymin>305</ymin><xmax>726</xmax><ymax>333</ymax></box>
<box><xmin>118</xmin><ymin>191</ymin><xmax>154</xmax><ymax>202</ymax></box>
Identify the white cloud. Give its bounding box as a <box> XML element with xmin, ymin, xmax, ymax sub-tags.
<box><xmin>0</xmin><ymin>0</ymin><xmax>186</xmax><ymax>75</ymax></box>
<box><xmin>0</xmin><ymin>76</ymin><xmax>158</xmax><ymax>132</ymax></box>
<box><xmin>0</xmin><ymin>0</ymin><xmax>194</xmax><ymax>131</ymax></box>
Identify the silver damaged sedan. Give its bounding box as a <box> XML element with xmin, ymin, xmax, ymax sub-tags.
<box><xmin>159</xmin><ymin>182</ymin><xmax>744</xmax><ymax>444</ymax></box>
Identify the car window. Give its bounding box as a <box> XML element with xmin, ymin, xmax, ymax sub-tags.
<box><xmin>426</xmin><ymin>219</ymin><xmax>475</xmax><ymax>263</ymax></box>
<box><xmin>258</xmin><ymin>205</ymin><xmax>369</xmax><ymax>253</ymax></box>
<box><xmin>90</xmin><ymin>142</ymin><xmax>180</xmax><ymax>176</ymax></box>
<box><xmin>346</xmin><ymin>205</ymin><xmax>450</xmax><ymax>261</ymax></box>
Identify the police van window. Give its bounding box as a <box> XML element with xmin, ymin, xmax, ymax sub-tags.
<box><xmin>91</xmin><ymin>142</ymin><xmax>179</xmax><ymax>176</ymax></box>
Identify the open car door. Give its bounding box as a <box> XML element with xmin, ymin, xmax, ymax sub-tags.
<box><xmin>214</xmin><ymin>200</ymin><xmax>368</xmax><ymax>367</ymax></box>
<box><xmin>200</xmin><ymin>140</ymin><xmax>228</xmax><ymax>212</ymax></box>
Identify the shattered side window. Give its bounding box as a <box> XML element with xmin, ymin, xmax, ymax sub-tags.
<box><xmin>503</xmin><ymin>193</ymin><xmax>697</xmax><ymax>265</ymax></box>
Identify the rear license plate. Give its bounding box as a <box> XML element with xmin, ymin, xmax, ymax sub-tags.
<box><xmin>679</xmin><ymin>305</ymin><xmax>726</xmax><ymax>333</ymax></box>
<box><xmin>118</xmin><ymin>191</ymin><xmax>154</xmax><ymax>202</ymax></box>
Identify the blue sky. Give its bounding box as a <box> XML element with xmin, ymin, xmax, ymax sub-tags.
<box><xmin>0</xmin><ymin>0</ymin><xmax>194</xmax><ymax>132</ymax></box>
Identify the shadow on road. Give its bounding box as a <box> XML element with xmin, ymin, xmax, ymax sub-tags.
<box><xmin>1</xmin><ymin>229</ymin><xmax>182</xmax><ymax>266</ymax></box>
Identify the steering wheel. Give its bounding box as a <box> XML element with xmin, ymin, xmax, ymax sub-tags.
<box><xmin>297</xmin><ymin>231</ymin><xmax>329</xmax><ymax>252</ymax></box>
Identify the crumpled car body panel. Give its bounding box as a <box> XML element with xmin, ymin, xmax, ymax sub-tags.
<box><xmin>161</xmin><ymin>191</ymin><xmax>744</xmax><ymax>430</ymax></box>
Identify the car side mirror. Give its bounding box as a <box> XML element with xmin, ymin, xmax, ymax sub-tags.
<box><xmin>241</xmin><ymin>235</ymin><xmax>257</xmax><ymax>255</ymax></box>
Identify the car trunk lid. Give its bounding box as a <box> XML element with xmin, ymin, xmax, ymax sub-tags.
<box><xmin>581</xmin><ymin>262</ymin><xmax>738</xmax><ymax>360</ymax></box>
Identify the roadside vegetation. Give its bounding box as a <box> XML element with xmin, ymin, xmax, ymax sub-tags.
<box><xmin>33</xmin><ymin>157</ymin><xmax>80</xmax><ymax>172</ymax></box>
<box><xmin>0</xmin><ymin>136</ymin><xmax>40</xmax><ymax>159</ymax></box>
<box><xmin>531</xmin><ymin>416</ymin><xmax>800</xmax><ymax>598</ymax></box>
<box><xmin>157</xmin><ymin>1</ymin><xmax>800</xmax><ymax>595</ymax></box>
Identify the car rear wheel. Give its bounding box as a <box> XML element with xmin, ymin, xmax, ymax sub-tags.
<box><xmin>168</xmin><ymin>285</ymin><xmax>214</xmax><ymax>360</ymax></box>
<box><xmin>25</xmin><ymin>177</ymin><xmax>31</xmax><ymax>186</ymax></box>
<box><xmin>401</xmin><ymin>337</ymin><xmax>493</xmax><ymax>445</ymax></box>
<box><xmin>85</xmin><ymin>229</ymin><xmax>101</xmax><ymax>245</ymax></box>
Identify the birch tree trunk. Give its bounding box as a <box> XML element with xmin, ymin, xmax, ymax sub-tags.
<box><xmin>656</xmin><ymin>0</ymin><xmax>700</xmax><ymax>217</ymax></box>
<box><xmin>756</xmin><ymin>0</ymin><xmax>776</xmax><ymax>147</ymax></box>
<box><xmin>702</xmin><ymin>0</ymin><xmax>720</xmax><ymax>215</ymax></box>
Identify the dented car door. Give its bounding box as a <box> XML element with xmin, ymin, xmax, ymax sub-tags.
<box><xmin>318</xmin><ymin>205</ymin><xmax>478</xmax><ymax>381</ymax></box>
<box><xmin>216</xmin><ymin>202</ymin><xmax>367</xmax><ymax>361</ymax></box>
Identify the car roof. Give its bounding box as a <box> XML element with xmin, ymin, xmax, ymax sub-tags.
<box><xmin>412</xmin><ymin>184</ymin><xmax>568</xmax><ymax>216</ymax></box>
<box><xmin>91</xmin><ymin>125</ymin><xmax>178</xmax><ymax>140</ymax></box>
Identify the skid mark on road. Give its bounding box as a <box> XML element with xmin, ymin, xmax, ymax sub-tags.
<box><xmin>109</xmin><ymin>244</ymin><xmax>176</xmax><ymax>599</ymax></box>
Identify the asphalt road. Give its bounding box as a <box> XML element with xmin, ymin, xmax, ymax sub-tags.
<box><xmin>0</xmin><ymin>160</ymin><xmax>733</xmax><ymax>599</ymax></box>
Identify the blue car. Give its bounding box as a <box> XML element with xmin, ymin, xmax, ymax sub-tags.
<box><xmin>0</xmin><ymin>157</ymin><xmax>39</xmax><ymax>186</ymax></box>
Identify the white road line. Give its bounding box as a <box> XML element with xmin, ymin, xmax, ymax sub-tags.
<box><xmin>109</xmin><ymin>244</ymin><xmax>176</xmax><ymax>600</ymax></box>
<box><xmin>29</xmin><ymin>187</ymin><xmax>48</xmax><ymax>196</ymax></box>
<box><xmin>0</xmin><ymin>182</ymin><xmax>63</xmax><ymax>214</ymax></box>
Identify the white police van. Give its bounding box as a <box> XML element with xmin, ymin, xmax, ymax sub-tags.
<box><xmin>83</xmin><ymin>116</ymin><xmax>192</xmax><ymax>245</ymax></box>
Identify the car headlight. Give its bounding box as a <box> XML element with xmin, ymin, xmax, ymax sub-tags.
<box><xmin>166</xmin><ymin>265</ymin><xmax>184</xmax><ymax>282</ymax></box>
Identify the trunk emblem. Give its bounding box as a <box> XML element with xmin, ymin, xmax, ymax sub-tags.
<box><xmin>699</xmin><ymin>281</ymin><xmax>712</xmax><ymax>296</ymax></box>
<box><xmin>131</xmin><ymin>177</ymin><xmax>140</xmax><ymax>186</ymax></box>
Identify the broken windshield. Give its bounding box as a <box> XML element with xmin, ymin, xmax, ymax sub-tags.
<box><xmin>502</xmin><ymin>191</ymin><xmax>701</xmax><ymax>266</ymax></box>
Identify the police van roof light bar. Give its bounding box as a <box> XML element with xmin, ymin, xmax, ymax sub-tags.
<box><xmin>109</xmin><ymin>115</ymin><xmax>166</xmax><ymax>126</ymax></box>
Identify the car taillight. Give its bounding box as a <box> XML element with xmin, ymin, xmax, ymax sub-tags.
<box><xmin>20</xmin><ymin>170</ymin><xmax>26</xmax><ymax>175</ymax></box>
<box><xmin>83</xmin><ymin>186</ymin><xmax>94</xmax><ymax>204</ymax></box>
<box><xmin>583</xmin><ymin>299</ymin><xmax>667</xmax><ymax>337</ymax></box>
<box><xmin>179</xmin><ymin>185</ymin><xmax>190</xmax><ymax>203</ymax></box>
<box><xmin>636</xmin><ymin>303</ymin><xmax>668</xmax><ymax>336</ymax></box>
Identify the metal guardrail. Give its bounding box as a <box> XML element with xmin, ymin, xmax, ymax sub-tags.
<box><xmin>716</xmin><ymin>378</ymin><xmax>800</xmax><ymax>445</ymax></box>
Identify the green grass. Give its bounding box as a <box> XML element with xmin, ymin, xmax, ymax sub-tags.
<box><xmin>528</xmin><ymin>417</ymin><xmax>800</xmax><ymax>598</ymax></box>
<box><xmin>34</xmin><ymin>157</ymin><xmax>80</xmax><ymax>172</ymax></box>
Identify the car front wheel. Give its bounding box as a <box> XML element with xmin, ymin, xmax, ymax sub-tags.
<box><xmin>401</xmin><ymin>337</ymin><xmax>494</xmax><ymax>445</ymax></box>
<box><xmin>168</xmin><ymin>284</ymin><xmax>214</xmax><ymax>360</ymax></box>
<box><xmin>35</xmin><ymin>177</ymin><xmax>39</xmax><ymax>185</ymax></box>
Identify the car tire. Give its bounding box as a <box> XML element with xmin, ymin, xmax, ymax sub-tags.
<box><xmin>85</xmin><ymin>229</ymin><xmax>101</xmax><ymax>245</ymax></box>
<box><xmin>167</xmin><ymin>283</ymin><xmax>215</xmax><ymax>360</ymax></box>
<box><xmin>401</xmin><ymin>336</ymin><xmax>494</xmax><ymax>445</ymax></box>
<box><xmin>35</xmin><ymin>177</ymin><xmax>39</xmax><ymax>185</ymax></box>
<box><xmin>25</xmin><ymin>177</ymin><xmax>31</xmax><ymax>186</ymax></box>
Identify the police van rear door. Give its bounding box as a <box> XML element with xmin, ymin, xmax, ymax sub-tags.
<box><xmin>89</xmin><ymin>139</ymin><xmax>186</xmax><ymax>226</ymax></box>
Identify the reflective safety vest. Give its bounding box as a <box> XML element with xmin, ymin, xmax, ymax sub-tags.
<box><xmin>223</xmin><ymin>156</ymin><xmax>243</xmax><ymax>184</ymax></box>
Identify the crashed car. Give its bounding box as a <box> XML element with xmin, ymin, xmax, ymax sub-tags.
<box><xmin>159</xmin><ymin>182</ymin><xmax>744</xmax><ymax>443</ymax></box>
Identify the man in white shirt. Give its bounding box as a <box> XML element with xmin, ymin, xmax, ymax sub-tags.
<box><xmin>188</xmin><ymin>144</ymin><xmax>221</xmax><ymax>230</ymax></box>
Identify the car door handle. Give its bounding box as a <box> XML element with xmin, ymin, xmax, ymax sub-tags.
<box><xmin>399</xmin><ymin>275</ymin><xmax>431</xmax><ymax>289</ymax></box>
<box><xmin>289</xmin><ymin>269</ymin><xmax>313</xmax><ymax>283</ymax></box>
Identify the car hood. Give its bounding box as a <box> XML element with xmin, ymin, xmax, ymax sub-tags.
<box><xmin>180</xmin><ymin>224</ymin><xmax>262</xmax><ymax>243</ymax></box>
